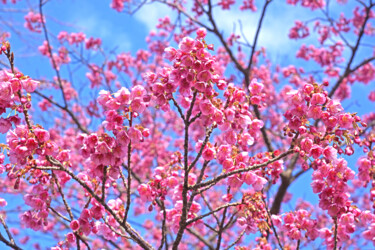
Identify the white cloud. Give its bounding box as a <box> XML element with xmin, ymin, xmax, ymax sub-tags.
<box><xmin>73</xmin><ymin>14</ymin><xmax>131</xmax><ymax>52</ymax></box>
<box><xmin>132</xmin><ymin>1</ymin><xmax>310</xmax><ymax>58</ymax></box>
<box><xmin>212</xmin><ymin>2</ymin><xmax>309</xmax><ymax>57</ymax></box>
<box><xmin>134</xmin><ymin>1</ymin><xmax>175</xmax><ymax>31</ymax></box>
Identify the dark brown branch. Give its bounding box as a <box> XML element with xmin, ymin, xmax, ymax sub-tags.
<box><xmin>328</xmin><ymin>3</ymin><xmax>374</xmax><ymax>98</ymax></box>
<box><xmin>263</xmin><ymin>198</ymin><xmax>284</xmax><ymax>250</ymax></box>
<box><xmin>201</xmin><ymin>193</ymin><xmax>221</xmax><ymax>225</ymax></box>
<box><xmin>52</xmin><ymin>172</ymin><xmax>74</xmax><ymax>220</ymax></box>
<box><xmin>269</xmin><ymin>3</ymin><xmax>375</xmax><ymax>219</ymax></box>
<box><xmin>0</xmin><ymin>232</ymin><xmax>22</xmax><ymax>250</ymax></box>
<box><xmin>186</xmin><ymin>228</ymin><xmax>214</xmax><ymax>250</ymax></box>
<box><xmin>186</xmin><ymin>202</ymin><xmax>241</xmax><ymax>225</ymax></box>
<box><xmin>0</xmin><ymin>216</ymin><xmax>21</xmax><ymax>250</ymax></box>
<box><xmin>190</xmin><ymin>149</ymin><xmax>294</xmax><ymax>190</ymax></box>
<box><xmin>46</xmin><ymin>157</ymin><xmax>153</xmax><ymax>249</ymax></box>
<box><xmin>158</xmin><ymin>200</ymin><xmax>167</xmax><ymax>250</ymax></box>
<box><xmin>171</xmin><ymin>96</ymin><xmax>186</xmax><ymax>121</ymax></box>
<box><xmin>172</xmin><ymin>91</ymin><xmax>197</xmax><ymax>249</ymax></box>
<box><xmin>188</xmin><ymin>112</ymin><xmax>202</xmax><ymax>125</ymax></box>
<box><xmin>37</xmin><ymin>0</ymin><xmax>89</xmax><ymax>134</ymax></box>
<box><xmin>215</xmin><ymin>187</ymin><xmax>230</xmax><ymax>250</ymax></box>
<box><xmin>188</xmin><ymin>126</ymin><xmax>214</xmax><ymax>172</ymax></box>
<box><xmin>48</xmin><ymin>206</ymin><xmax>70</xmax><ymax>222</ymax></box>
<box><xmin>39</xmin><ymin>0</ymin><xmax>68</xmax><ymax>108</ymax></box>
<box><xmin>246</xmin><ymin>0</ymin><xmax>272</xmax><ymax>73</ymax></box>
<box><xmin>102</xmin><ymin>166</ymin><xmax>108</xmax><ymax>201</ymax></box>
<box><xmin>270</xmin><ymin>154</ymin><xmax>298</xmax><ymax>215</ymax></box>
<box><xmin>34</xmin><ymin>90</ymin><xmax>89</xmax><ymax>134</ymax></box>
<box><xmin>223</xmin><ymin>230</ymin><xmax>245</xmax><ymax>250</ymax></box>
<box><xmin>124</xmin><ymin>115</ymin><xmax>133</xmax><ymax>224</ymax></box>
<box><xmin>333</xmin><ymin>216</ymin><xmax>338</xmax><ymax>250</ymax></box>
<box><xmin>205</xmin><ymin>0</ymin><xmax>247</xmax><ymax>75</ymax></box>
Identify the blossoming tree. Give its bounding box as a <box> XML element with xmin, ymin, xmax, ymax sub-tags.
<box><xmin>0</xmin><ymin>0</ymin><xmax>374</xmax><ymax>249</ymax></box>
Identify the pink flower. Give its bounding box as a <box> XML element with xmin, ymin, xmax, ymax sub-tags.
<box><xmin>138</xmin><ymin>184</ymin><xmax>153</xmax><ymax>201</ymax></box>
<box><xmin>310</xmin><ymin>93</ymin><xmax>326</xmax><ymax>105</ymax></box>
<box><xmin>310</xmin><ymin>145</ymin><xmax>323</xmax><ymax>159</ymax></box>
<box><xmin>80</xmin><ymin>209</ymin><xmax>92</xmax><ymax>220</ymax></box>
<box><xmin>307</xmin><ymin>106</ymin><xmax>322</xmax><ymax>119</ymax></box>
<box><xmin>70</xmin><ymin>220</ymin><xmax>80</xmax><ymax>231</ymax></box>
<box><xmin>96</xmin><ymin>141</ymin><xmax>111</xmax><ymax>154</ymax></box>
<box><xmin>323</xmin><ymin>146</ymin><xmax>337</xmax><ymax>161</ymax></box>
<box><xmin>199</xmin><ymin>99</ymin><xmax>215</xmax><ymax>116</ymax></box>
<box><xmin>131</xmin><ymin>85</ymin><xmax>146</xmax><ymax>99</ymax></box>
<box><xmin>110</xmin><ymin>0</ymin><xmax>126</xmax><ymax>12</ymax></box>
<box><xmin>338</xmin><ymin>113</ymin><xmax>353</xmax><ymax>129</ymax></box>
<box><xmin>289</xmin><ymin>21</ymin><xmax>309</xmax><ymax>39</ymax></box>
<box><xmin>225</xmin><ymin>130</ymin><xmax>237</xmax><ymax>145</ymax></box>
<box><xmin>284</xmin><ymin>213</ymin><xmax>295</xmax><ymax>224</ymax></box>
<box><xmin>66</xmin><ymin>232</ymin><xmax>76</xmax><ymax>243</ymax></box>
<box><xmin>250</xmin><ymin>96</ymin><xmax>261</xmax><ymax>105</ymax></box>
<box><xmin>131</xmin><ymin>98</ymin><xmax>146</xmax><ymax>113</ymax></box>
<box><xmin>196</xmin><ymin>28</ymin><xmax>207</xmax><ymax>38</ymax></box>
<box><xmin>222</xmin><ymin>194</ymin><xmax>232</xmax><ymax>202</ymax></box>
<box><xmin>97</xmin><ymin>90</ymin><xmax>112</xmax><ymax>107</ymax></box>
<box><xmin>243</xmin><ymin>171</ymin><xmax>257</xmax><ymax>185</ymax></box>
<box><xmin>116</xmin><ymin>130</ymin><xmax>129</xmax><ymax>146</ymax></box>
<box><xmin>0</xmin><ymin>118</ymin><xmax>12</xmax><ymax>134</ymax></box>
<box><xmin>179</xmin><ymin>37</ymin><xmax>195</xmax><ymax>52</ymax></box>
<box><xmin>311</xmin><ymin>180</ymin><xmax>325</xmax><ymax>193</ymax></box>
<box><xmin>24</xmin><ymin>11</ymin><xmax>44</xmax><ymax>33</ymax></box>
<box><xmin>289</xmin><ymin>227</ymin><xmax>301</xmax><ymax>240</ymax></box>
<box><xmin>202</xmin><ymin>147</ymin><xmax>215</xmax><ymax>161</ymax></box>
<box><xmin>34</xmin><ymin>128</ymin><xmax>50</xmax><ymax>142</ymax></box>
<box><xmin>0</xmin><ymin>81</ymin><xmax>13</xmax><ymax>100</ymax></box>
<box><xmin>326</xmin><ymin>99</ymin><xmax>343</xmax><ymax>114</ymax></box>
<box><xmin>114</xmin><ymin>87</ymin><xmax>131</xmax><ymax>105</ymax></box>
<box><xmin>345</xmin><ymin>146</ymin><xmax>354</xmax><ymax>156</ymax></box>
<box><xmin>253</xmin><ymin>176</ymin><xmax>267</xmax><ymax>191</ymax></box>
<box><xmin>0</xmin><ymin>197</ymin><xmax>7</xmax><ymax>207</ymax></box>
<box><xmin>164</xmin><ymin>47</ymin><xmax>177</xmax><ymax>61</ymax></box>
<box><xmin>249</xmin><ymin>79</ymin><xmax>264</xmax><ymax>95</ymax></box>
<box><xmin>22</xmin><ymin>78</ymin><xmax>39</xmax><ymax>92</ymax></box>
<box><xmin>300</xmin><ymin>138</ymin><xmax>313</xmax><ymax>152</ymax></box>
<box><xmin>128</xmin><ymin>127</ymin><xmax>142</xmax><ymax>142</ymax></box>
<box><xmin>197</xmin><ymin>70</ymin><xmax>211</xmax><ymax>82</ymax></box>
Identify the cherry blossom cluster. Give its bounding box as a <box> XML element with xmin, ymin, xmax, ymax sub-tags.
<box><xmin>20</xmin><ymin>184</ymin><xmax>50</xmax><ymax>231</ymax></box>
<box><xmin>69</xmin><ymin>200</ymin><xmax>120</xmax><ymax>241</ymax></box>
<box><xmin>272</xmin><ymin>210</ymin><xmax>319</xmax><ymax>242</ymax></box>
<box><xmin>237</xmin><ymin>192</ymin><xmax>268</xmax><ymax>235</ymax></box>
<box><xmin>137</xmin><ymin>160</ymin><xmax>182</xmax><ymax>204</ymax></box>
<box><xmin>24</xmin><ymin>11</ymin><xmax>44</xmax><ymax>33</ymax></box>
<box><xmin>0</xmin><ymin>46</ymin><xmax>39</xmax><ymax>134</ymax></box>
<box><xmin>289</xmin><ymin>21</ymin><xmax>310</xmax><ymax>39</ymax></box>
<box><xmin>1</xmin><ymin>0</ymin><xmax>17</xmax><ymax>4</ymax></box>
<box><xmin>38</xmin><ymin>41</ymin><xmax>70</xmax><ymax>70</ymax></box>
<box><xmin>286</xmin><ymin>0</ymin><xmax>325</xmax><ymax>10</ymax></box>
<box><xmin>296</xmin><ymin>42</ymin><xmax>344</xmax><ymax>67</ymax></box>
<box><xmin>57</xmin><ymin>31</ymin><xmax>102</xmax><ymax>50</ymax></box>
<box><xmin>285</xmin><ymin>82</ymin><xmax>364</xmax><ymax>139</ymax></box>
<box><xmin>110</xmin><ymin>0</ymin><xmax>129</xmax><ymax>12</ymax></box>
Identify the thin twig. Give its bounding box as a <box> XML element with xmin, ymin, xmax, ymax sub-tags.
<box><xmin>263</xmin><ymin>198</ymin><xmax>284</xmax><ymax>250</ymax></box>
<box><xmin>223</xmin><ymin>230</ymin><xmax>245</xmax><ymax>250</ymax></box>
<box><xmin>186</xmin><ymin>228</ymin><xmax>214</xmax><ymax>250</ymax></box>
<box><xmin>123</xmin><ymin>114</ymin><xmax>133</xmax><ymax>224</ymax></box>
<box><xmin>186</xmin><ymin>202</ymin><xmax>241</xmax><ymax>225</ymax></box>
<box><xmin>333</xmin><ymin>216</ymin><xmax>338</xmax><ymax>250</ymax></box>
<box><xmin>0</xmin><ymin>216</ymin><xmax>21</xmax><ymax>250</ymax></box>
<box><xmin>190</xmin><ymin>149</ymin><xmax>294</xmax><ymax>190</ymax></box>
